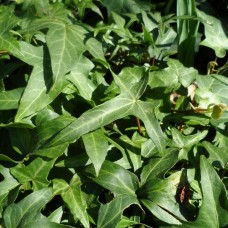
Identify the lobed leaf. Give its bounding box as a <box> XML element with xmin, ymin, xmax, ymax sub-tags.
<box><xmin>97</xmin><ymin>195</ymin><xmax>140</xmax><ymax>228</ymax></box>
<box><xmin>10</xmin><ymin>157</ymin><xmax>55</xmax><ymax>190</ymax></box>
<box><xmin>93</xmin><ymin>160</ymin><xmax>139</xmax><ymax>196</ymax></box>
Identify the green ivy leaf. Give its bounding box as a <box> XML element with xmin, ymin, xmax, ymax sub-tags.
<box><xmin>182</xmin><ymin>156</ymin><xmax>228</xmax><ymax>227</ymax></box>
<box><xmin>197</xmin><ymin>10</ymin><xmax>228</xmax><ymax>58</ymax></box>
<box><xmin>0</xmin><ymin>6</ymin><xmax>21</xmax><ymax>56</ymax></box>
<box><xmin>139</xmin><ymin>171</ymin><xmax>188</xmax><ymax>224</ymax></box>
<box><xmin>169</xmin><ymin>128</ymin><xmax>207</xmax><ymax>160</ymax></box>
<box><xmin>37</xmin><ymin>67</ymin><xmax>166</xmax><ymax>153</ymax></box>
<box><xmin>14</xmin><ymin>42</ymin><xmax>67</xmax><ymax>121</ymax></box>
<box><xmin>10</xmin><ymin>157</ymin><xmax>55</xmax><ymax>190</ymax></box>
<box><xmin>0</xmin><ymin>88</ymin><xmax>24</xmax><ymax>110</ymax></box>
<box><xmin>149</xmin><ymin>59</ymin><xmax>197</xmax><ymax>89</ymax></box>
<box><xmin>82</xmin><ymin>129</ymin><xmax>110</xmax><ymax>176</ymax></box>
<box><xmin>141</xmin><ymin>199</ymin><xmax>182</xmax><ymax>225</ymax></box>
<box><xmin>0</xmin><ymin>165</ymin><xmax>19</xmax><ymax>215</ymax></box>
<box><xmin>3</xmin><ymin>188</ymin><xmax>52</xmax><ymax>228</ymax></box>
<box><xmin>97</xmin><ymin>195</ymin><xmax>140</xmax><ymax>228</ymax></box>
<box><xmin>202</xmin><ymin>141</ymin><xmax>228</xmax><ymax>168</ymax></box>
<box><xmin>93</xmin><ymin>160</ymin><xmax>139</xmax><ymax>196</ymax></box>
<box><xmin>57</xmin><ymin>175</ymin><xmax>90</xmax><ymax>228</ymax></box>
<box><xmin>85</xmin><ymin>38</ymin><xmax>109</xmax><ymax>68</ymax></box>
<box><xmin>140</xmin><ymin>149</ymin><xmax>179</xmax><ymax>185</ymax></box>
<box><xmin>66</xmin><ymin>55</ymin><xmax>95</xmax><ymax>102</ymax></box>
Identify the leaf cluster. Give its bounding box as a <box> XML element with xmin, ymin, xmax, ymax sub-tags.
<box><xmin>0</xmin><ymin>0</ymin><xmax>227</xmax><ymax>227</ymax></box>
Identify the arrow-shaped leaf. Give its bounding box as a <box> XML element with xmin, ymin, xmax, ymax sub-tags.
<box><xmin>15</xmin><ymin>42</ymin><xmax>68</xmax><ymax>121</ymax></box>
<box><xmin>82</xmin><ymin>129</ymin><xmax>110</xmax><ymax>176</ymax></box>
<box><xmin>39</xmin><ymin>95</ymin><xmax>134</xmax><ymax>148</ymax></box>
<box><xmin>46</xmin><ymin>24</ymin><xmax>86</xmax><ymax>83</ymax></box>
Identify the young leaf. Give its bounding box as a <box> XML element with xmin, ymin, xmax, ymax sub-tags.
<box><xmin>149</xmin><ymin>59</ymin><xmax>197</xmax><ymax>89</ymax></box>
<box><xmin>196</xmin><ymin>74</ymin><xmax>228</xmax><ymax>107</ymax></box>
<box><xmin>169</xmin><ymin>128</ymin><xmax>207</xmax><ymax>160</ymax></box>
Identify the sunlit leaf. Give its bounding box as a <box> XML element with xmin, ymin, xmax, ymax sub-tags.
<box><xmin>197</xmin><ymin>10</ymin><xmax>228</xmax><ymax>58</ymax></box>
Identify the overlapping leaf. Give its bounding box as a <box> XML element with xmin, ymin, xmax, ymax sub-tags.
<box><xmin>3</xmin><ymin>188</ymin><xmax>53</xmax><ymax>228</ymax></box>
<box><xmin>14</xmin><ymin>42</ymin><xmax>68</xmax><ymax>121</ymax></box>
<box><xmin>66</xmin><ymin>55</ymin><xmax>95</xmax><ymax>101</ymax></box>
<box><xmin>97</xmin><ymin>195</ymin><xmax>140</xmax><ymax>228</ymax></box>
<box><xmin>149</xmin><ymin>59</ymin><xmax>197</xmax><ymax>89</ymax></box>
<box><xmin>0</xmin><ymin>88</ymin><xmax>24</xmax><ymax>110</ymax></box>
<box><xmin>181</xmin><ymin>156</ymin><xmax>228</xmax><ymax>227</ymax></box>
<box><xmin>15</xmin><ymin>19</ymin><xmax>88</xmax><ymax>121</ymax></box>
<box><xmin>93</xmin><ymin>160</ymin><xmax>139</xmax><ymax>196</ymax></box>
<box><xmin>0</xmin><ymin>6</ymin><xmax>21</xmax><ymax>56</ymax></box>
<box><xmin>37</xmin><ymin>67</ymin><xmax>166</xmax><ymax>153</ymax></box>
<box><xmin>0</xmin><ymin>165</ymin><xmax>19</xmax><ymax>216</ymax></box>
<box><xmin>140</xmin><ymin>149</ymin><xmax>179</xmax><ymax>185</ymax></box>
<box><xmin>10</xmin><ymin>157</ymin><xmax>55</xmax><ymax>190</ymax></box>
<box><xmin>139</xmin><ymin>171</ymin><xmax>188</xmax><ymax>224</ymax></box>
<box><xmin>53</xmin><ymin>176</ymin><xmax>90</xmax><ymax>228</ymax></box>
<box><xmin>82</xmin><ymin>129</ymin><xmax>110</xmax><ymax>176</ymax></box>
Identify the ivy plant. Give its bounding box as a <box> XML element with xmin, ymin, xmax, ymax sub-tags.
<box><xmin>0</xmin><ymin>0</ymin><xmax>227</xmax><ymax>227</ymax></box>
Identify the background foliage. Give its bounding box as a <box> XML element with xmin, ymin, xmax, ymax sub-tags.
<box><xmin>0</xmin><ymin>0</ymin><xmax>227</xmax><ymax>227</ymax></box>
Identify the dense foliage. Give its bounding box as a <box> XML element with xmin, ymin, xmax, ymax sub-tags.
<box><xmin>0</xmin><ymin>0</ymin><xmax>227</xmax><ymax>227</ymax></box>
